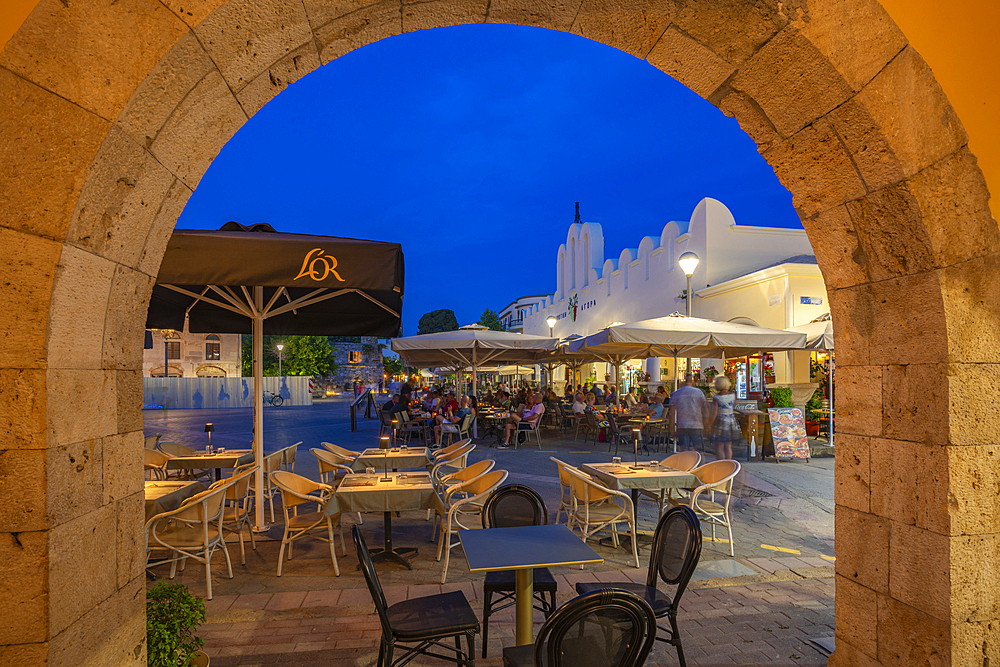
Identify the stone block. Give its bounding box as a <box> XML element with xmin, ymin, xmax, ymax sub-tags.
<box><xmin>875</xmin><ymin>593</ymin><xmax>949</xmax><ymax>665</ymax></box>
<box><xmin>949</xmin><ymin>532</ymin><xmax>1000</xmax><ymax>623</ymax></box>
<box><xmin>236</xmin><ymin>41</ymin><xmax>322</xmax><ymax>118</ymax></box>
<box><xmin>48</xmin><ymin>574</ymin><xmax>145</xmax><ymax>667</ymax></box>
<box><xmin>150</xmin><ymin>69</ymin><xmax>248</xmax><ymax>190</ymax></box>
<box><xmin>0</xmin><ymin>0</ymin><xmax>187</xmax><ymax>120</ymax></box>
<box><xmin>762</xmin><ymin>119</ymin><xmax>867</xmax><ymax>220</ymax></box>
<box><xmin>46</xmin><ymin>438</ymin><xmax>104</xmax><ymax>526</ymax></box>
<box><xmin>102</xmin><ymin>265</ymin><xmax>156</xmax><ymax>371</ymax></box>
<box><xmin>670</xmin><ymin>0</ymin><xmax>787</xmax><ymax>67</ymax></box>
<box><xmin>869</xmin><ymin>271</ymin><xmax>948</xmax><ymax>366</ymax></box>
<box><xmin>65</xmin><ymin>126</ymin><xmax>177</xmax><ymax>271</ymax></box>
<box><xmin>833</xmin><ymin>433</ymin><xmax>870</xmax><ymax>513</ymax></box>
<box><xmin>487</xmin><ymin>0</ymin><xmax>582</xmax><ymax>31</ymax></box>
<box><xmin>115</xmin><ymin>493</ymin><xmax>146</xmax><ymax>590</ymax></box>
<box><xmin>46</xmin><ymin>245</ymin><xmax>116</xmax><ymax>372</ymax></box>
<box><xmin>194</xmin><ymin>0</ymin><xmax>313</xmax><ymax>93</ymax></box>
<box><xmin>0</xmin><ymin>531</ymin><xmax>49</xmax><ymax>645</ymax></box>
<box><xmin>103</xmin><ymin>432</ymin><xmax>144</xmax><ymax>505</ymax></box>
<box><xmin>733</xmin><ymin>27</ymin><xmax>854</xmax><ymax>137</ymax></box>
<box><xmin>646</xmin><ymin>26</ymin><xmax>733</xmax><ymax>99</ymax></box>
<box><xmin>570</xmin><ymin>0</ymin><xmax>674</xmax><ymax>59</ymax></box>
<box><xmin>402</xmin><ymin>0</ymin><xmax>489</xmax><ymax>33</ymax></box>
<box><xmin>116</xmin><ymin>31</ymin><xmax>216</xmax><ymax>151</ymax></box>
<box><xmin>952</xmin><ymin>619</ymin><xmax>1000</xmax><ymax>666</ymax></box>
<box><xmin>0</xmin><ymin>369</ymin><xmax>47</xmax><ymax>451</ymax></box>
<box><xmin>0</xmin><ymin>69</ymin><xmax>110</xmax><ymax>243</ymax></box>
<box><xmin>881</xmin><ymin>364</ymin><xmax>948</xmax><ymax>445</ymax></box>
<box><xmin>48</xmin><ymin>503</ymin><xmax>117</xmax><ymax>637</ymax></box>
<box><xmin>0</xmin><ymin>450</ymin><xmax>49</xmax><ymax>533</ymax></box>
<box><xmin>833</xmin><ymin>574</ymin><xmax>876</xmax><ymax>659</ymax></box>
<box><xmin>888</xmin><ymin>520</ymin><xmax>951</xmax><ymax>621</ymax></box>
<box><xmin>797</xmin><ymin>0</ymin><xmax>906</xmax><ymax>92</ymax></box>
<box><xmin>846</xmin><ymin>183</ymin><xmax>935</xmax><ymax>282</ymax></box>
<box><xmin>827</xmin><ymin>638</ymin><xmax>881</xmax><ymax>667</ymax></box>
<box><xmin>869</xmin><ymin>438</ymin><xmax>949</xmax><ymax>534</ymax></box>
<box><xmin>946</xmin><ymin>444</ymin><xmax>1000</xmax><ymax>535</ymax></box>
<box><xmin>303</xmin><ymin>0</ymin><xmax>389</xmax><ymax>28</ymax></box>
<box><xmin>0</xmin><ymin>229</ymin><xmax>61</xmax><ymax>370</ymax></box>
<box><xmin>716</xmin><ymin>90</ymin><xmax>777</xmax><ymax>152</ymax></box>
<box><xmin>161</xmin><ymin>0</ymin><xmax>228</xmax><ymax>27</ymax></box>
<box><xmin>827</xmin><ymin>283</ymin><xmax>872</xmax><ymax>367</ymax></box>
<box><xmin>939</xmin><ymin>255</ymin><xmax>1000</xmax><ymax>366</ymax></box>
<box><xmin>314</xmin><ymin>0</ymin><xmax>402</xmax><ymax>64</ymax></box>
<box><xmin>825</xmin><ymin>99</ymin><xmax>904</xmax><ymax>193</ymax></box>
<box><xmin>0</xmin><ymin>643</ymin><xmax>49</xmax><ymax>664</ymax></box>
<box><xmin>116</xmin><ymin>371</ymin><xmax>145</xmax><ymax>435</ymax></box>
<box><xmin>833</xmin><ymin>365</ymin><xmax>881</xmax><ymax>437</ymax></box>
<box><xmin>800</xmin><ymin>205</ymin><xmax>869</xmax><ymax>290</ymax></box>
<box><xmin>853</xmin><ymin>46</ymin><xmax>968</xmax><ymax>179</ymax></box>
<box><xmin>835</xmin><ymin>505</ymin><xmax>888</xmax><ymax>594</ymax></box>
<box><xmin>137</xmin><ymin>178</ymin><xmax>193</xmax><ymax>279</ymax></box>
<box><xmin>45</xmin><ymin>369</ymin><xmax>117</xmax><ymax>448</ymax></box>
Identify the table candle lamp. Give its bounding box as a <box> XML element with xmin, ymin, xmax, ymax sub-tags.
<box><xmin>380</xmin><ymin>436</ymin><xmax>392</xmax><ymax>482</ymax></box>
<box><xmin>632</xmin><ymin>428</ymin><xmax>641</xmax><ymax>468</ymax></box>
<box><xmin>204</xmin><ymin>423</ymin><xmax>214</xmax><ymax>453</ymax></box>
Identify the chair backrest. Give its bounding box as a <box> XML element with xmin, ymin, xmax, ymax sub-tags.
<box><xmin>482</xmin><ymin>484</ymin><xmax>548</xmax><ymax>529</ymax></box>
<box><xmin>311</xmin><ymin>448</ymin><xmax>352</xmax><ymax>478</ymax></box>
<box><xmin>549</xmin><ymin>457</ymin><xmax>578</xmax><ymax>495</ymax></box>
<box><xmin>646</xmin><ymin>506</ymin><xmax>702</xmax><ymax>608</ymax></box>
<box><xmin>144</xmin><ymin>448</ymin><xmax>170</xmax><ymax>467</ymax></box>
<box><xmin>585</xmin><ymin>411</ymin><xmax>600</xmax><ymax>428</ymax></box>
<box><xmin>144</xmin><ymin>434</ymin><xmax>161</xmax><ymax>449</ymax></box>
<box><xmin>436</xmin><ymin>442</ymin><xmax>475</xmax><ymax>468</ymax></box>
<box><xmin>158</xmin><ymin>442</ymin><xmax>195</xmax><ymax>457</ymax></box>
<box><xmin>271</xmin><ymin>470</ymin><xmax>329</xmax><ymax>510</ymax></box>
<box><xmin>434</xmin><ymin>439</ymin><xmax>472</xmax><ymax>460</ymax></box>
<box><xmin>661</xmin><ymin>450</ymin><xmax>702</xmax><ymax>472</ymax></box>
<box><xmin>458</xmin><ymin>413</ymin><xmax>474</xmax><ymax>433</ymax></box>
<box><xmin>533</xmin><ymin>589</ymin><xmax>657</xmax><ymax>667</ymax></box>
<box><xmin>353</xmin><ymin>526</ymin><xmax>393</xmax><ymax>637</ymax></box>
<box><xmin>264</xmin><ymin>450</ymin><xmax>284</xmax><ymax>474</ymax></box>
<box><xmin>565</xmin><ymin>467</ymin><xmax>614</xmax><ymax>504</ymax></box>
<box><xmin>321</xmin><ymin>443</ymin><xmax>359</xmax><ymax>460</ymax></box>
<box><xmin>446</xmin><ymin>459</ymin><xmax>495</xmax><ymax>485</ymax></box>
<box><xmin>281</xmin><ymin>443</ymin><xmax>300</xmax><ymax>470</ymax></box>
<box><xmin>692</xmin><ymin>459</ymin><xmax>741</xmax><ymax>492</ymax></box>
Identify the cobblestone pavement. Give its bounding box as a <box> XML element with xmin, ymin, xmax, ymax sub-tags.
<box><xmin>145</xmin><ymin>398</ymin><xmax>835</xmax><ymax>666</ymax></box>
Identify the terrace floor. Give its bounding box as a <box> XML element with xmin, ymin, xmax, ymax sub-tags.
<box><xmin>145</xmin><ymin>397</ymin><xmax>836</xmax><ymax>666</ymax></box>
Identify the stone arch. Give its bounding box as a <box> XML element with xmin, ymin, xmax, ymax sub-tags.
<box><xmin>2</xmin><ymin>0</ymin><xmax>999</xmax><ymax>664</ymax></box>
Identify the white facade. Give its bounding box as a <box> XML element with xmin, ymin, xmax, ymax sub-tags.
<box><xmin>498</xmin><ymin>295</ymin><xmax>547</xmax><ymax>333</ymax></box>
<box><xmin>143</xmin><ymin>324</ymin><xmax>242</xmax><ymax>378</ymax></box>
<box><xmin>519</xmin><ymin>198</ymin><xmax>825</xmax><ymax>388</ymax></box>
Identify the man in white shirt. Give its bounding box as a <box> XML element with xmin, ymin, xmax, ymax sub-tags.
<box><xmin>572</xmin><ymin>392</ymin><xmax>587</xmax><ymax>416</ymax></box>
<box><xmin>623</xmin><ymin>387</ymin><xmax>638</xmax><ymax>410</ymax></box>
<box><xmin>501</xmin><ymin>392</ymin><xmax>545</xmax><ymax>448</ymax></box>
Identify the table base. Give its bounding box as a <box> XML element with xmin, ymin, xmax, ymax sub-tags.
<box><xmin>360</xmin><ymin>511</ymin><xmax>418</xmax><ymax>570</ymax></box>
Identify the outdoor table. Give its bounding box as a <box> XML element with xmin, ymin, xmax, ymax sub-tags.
<box><xmin>165</xmin><ymin>449</ymin><xmax>253</xmax><ymax>481</ymax></box>
<box><xmin>460</xmin><ymin>524</ymin><xmax>602</xmax><ymax>646</ymax></box>
<box><xmin>350</xmin><ymin>447</ymin><xmax>430</xmax><ymax>472</ymax></box>
<box><xmin>325</xmin><ymin>471</ymin><xmax>444</xmax><ymax>569</ymax></box>
<box><xmin>144</xmin><ymin>480</ymin><xmax>207</xmax><ymax>522</ymax></box>
<box><xmin>476</xmin><ymin>412</ymin><xmax>508</xmax><ymax>447</ymax></box>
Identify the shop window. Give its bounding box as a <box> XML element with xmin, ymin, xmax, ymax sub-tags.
<box><xmin>205</xmin><ymin>334</ymin><xmax>221</xmax><ymax>361</ymax></box>
<box><xmin>349</xmin><ymin>350</ymin><xmax>362</xmax><ymax>363</ymax></box>
<box><xmin>166</xmin><ymin>341</ymin><xmax>180</xmax><ymax>359</ymax></box>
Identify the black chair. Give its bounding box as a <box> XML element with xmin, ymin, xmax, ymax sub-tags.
<box><xmin>480</xmin><ymin>484</ymin><xmax>558</xmax><ymax>658</ymax></box>
<box><xmin>502</xmin><ymin>589</ymin><xmax>657</xmax><ymax>667</ymax></box>
<box><xmin>574</xmin><ymin>506</ymin><xmax>702</xmax><ymax>667</ymax></box>
<box><xmin>353</xmin><ymin>526</ymin><xmax>480</xmax><ymax>666</ymax></box>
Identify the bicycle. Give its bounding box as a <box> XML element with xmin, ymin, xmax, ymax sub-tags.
<box><xmin>263</xmin><ymin>390</ymin><xmax>283</xmax><ymax>407</ymax></box>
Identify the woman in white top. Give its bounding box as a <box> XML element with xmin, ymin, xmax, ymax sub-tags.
<box><xmin>710</xmin><ymin>376</ymin><xmax>741</xmax><ymax>460</ymax></box>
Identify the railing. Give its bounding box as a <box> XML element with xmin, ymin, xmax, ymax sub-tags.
<box><xmin>349</xmin><ymin>387</ymin><xmax>378</xmax><ymax>432</ymax></box>
<box><xmin>505</xmin><ymin>319</ymin><xmax>523</xmax><ymax>330</ymax></box>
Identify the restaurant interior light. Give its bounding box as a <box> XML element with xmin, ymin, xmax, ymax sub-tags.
<box><xmin>678</xmin><ymin>251</ymin><xmax>700</xmax><ymax>277</ymax></box>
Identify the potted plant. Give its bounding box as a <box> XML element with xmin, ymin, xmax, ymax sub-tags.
<box><xmin>643</xmin><ymin>371</ymin><xmax>651</xmax><ymax>382</ymax></box>
<box><xmin>804</xmin><ymin>389</ymin><xmax>823</xmax><ymax>436</ymax></box>
<box><xmin>604</xmin><ymin>372</ymin><xmax>611</xmax><ymax>382</ymax></box>
<box><xmin>770</xmin><ymin>387</ymin><xmax>794</xmax><ymax>409</ymax></box>
<box><xmin>147</xmin><ymin>582</ymin><xmax>209</xmax><ymax>667</ymax></box>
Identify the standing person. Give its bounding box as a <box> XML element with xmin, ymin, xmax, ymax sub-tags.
<box><xmin>501</xmin><ymin>392</ymin><xmax>545</xmax><ymax>448</ymax></box>
<box><xmin>669</xmin><ymin>373</ymin><xmax>708</xmax><ymax>453</ymax></box>
<box><xmin>710</xmin><ymin>376</ymin><xmax>741</xmax><ymax>460</ymax></box>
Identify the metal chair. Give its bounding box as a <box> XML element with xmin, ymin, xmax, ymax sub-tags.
<box><xmin>549</xmin><ymin>456</ymin><xmax>581</xmax><ymax>525</ymax></box>
<box><xmin>575</xmin><ymin>506</ymin><xmax>702</xmax><ymax>667</ymax></box>
<box><xmin>638</xmin><ymin>450</ymin><xmax>703</xmax><ymax>519</ymax></box>
<box><xmin>669</xmin><ymin>459</ymin><xmax>741</xmax><ymax>556</ymax></box>
<box><xmin>270</xmin><ymin>471</ymin><xmax>344</xmax><ymax>577</ymax></box>
<box><xmin>480</xmin><ymin>484</ymin><xmax>558</xmax><ymax>658</ymax></box>
<box><xmin>209</xmin><ymin>464</ymin><xmax>258</xmax><ymax>564</ymax></box>
<box><xmin>437</xmin><ymin>469</ymin><xmax>509</xmax><ymax>583</ymax></box>
<box><xmin>311</xmin><ymin>448</ymin><xmax>363</xmax><ymax>525</ymax></box>
<box><xmin>354</xmin><ymin>526</ymin><xmax>479</xmax><ymax>667</ymax></box>
<box><xmin>565</xmin><ymin>467</ymin><xmax>640</xmax><ymax>568</ymax></box>
<box><xmin>143</xmin><ymin>448</ymin><xmax>171</xmax><ymax>480</ymax></box>
<box><xmin>320</xmin><ymin>442</ymin><xmax>361</xmax><ymax>461</ymax></box>
<box><xmin>502</xmin><ymin>589</ymin><xmax>657</xmax><ymax>667</ymax></box>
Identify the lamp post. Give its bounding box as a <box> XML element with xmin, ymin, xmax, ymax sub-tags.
<box><xmin>678</xmin><ymin>252</ymin><xmax>700</xmax><ymax>382</ymax></box>
<box><xmin>545</xmin><ymin>316</ymin><xmax>557</xmax><ymax>388</ymax></box>
<box><xmin>204</xmin><ymin>423</ymin><xmax>214</xmax><ymax>453</ymax></box>
<box><xmin>276</xmin><ymin>343</ymin><xmax>284</xmax><ymax>378</ymax></box>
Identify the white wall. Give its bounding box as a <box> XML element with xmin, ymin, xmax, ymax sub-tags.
<box><xmin>143</xmin><ymin>376</ymin><xmax>313</xmax><ymax>409</ymax></box>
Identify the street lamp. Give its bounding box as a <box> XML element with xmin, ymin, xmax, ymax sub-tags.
<box><xmin>545</xmin><ymin>316</ymin><xmax>558</xmax><ymax>389</ymax></box>
<box><xmin>276</xmin><ymin>343</ymin><xmax>284</xmax><ymax>378</ymax></box>
<box><xmin>678</xmin><ymin>251</ymin><xmax>700</xmax><ymax>382</ymax></box>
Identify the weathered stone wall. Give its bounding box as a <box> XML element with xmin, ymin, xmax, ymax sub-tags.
<box><xmin>0</xmin><ymin>0</ymin><xmax>998</xmax><ymax>664</ymax></box>
<box><xmin>330</xmin><ymin>336</ymin><xmax>383</xmax><ymax>388</ymax></box>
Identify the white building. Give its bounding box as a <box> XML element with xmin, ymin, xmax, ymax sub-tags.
<box><xmin>144</xmin><ymin>324</ymin><xmax>242</xmax><ymax>378</ymax></box>
<box><xmin>498</xmin><ymin>295</ymin><xmax>548</xmax><ymax>333</ymax></box>
<box><xmin>519</xmin><ymin>198</ymin><xmax>827</xmax><ymax>395</ymax></box>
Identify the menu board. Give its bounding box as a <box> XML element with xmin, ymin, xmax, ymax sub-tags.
<box><xmin>767</xmin><ymin>407</ymin><xmax>810</xmax><ymax>459</ymax></box>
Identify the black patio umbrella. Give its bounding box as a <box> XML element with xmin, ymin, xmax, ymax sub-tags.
<box><xmin>146</xmin><ymin>222</ymin><xmax>404</xmax><ymax>529</ymax></box>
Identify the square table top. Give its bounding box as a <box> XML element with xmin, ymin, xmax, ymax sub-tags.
<box><xmin>144</xmin><ymin>480</ymin><xmax>206</xmax><ymax>521</ymax></box>
<box><xmin>165</xmin><ymin>449</ymin><xmax>253</xmax><ymax>469</ymax></box>
<box><xmin>352</xmin><ymin>447</ymin><xmax>430</xmax><ymax>472</ymax></box>
<box><xmin>580</xmin><ymin>462</ymin><xmax>699</xmax><ymax>492</ymax></box>
<box><xmin>460</xmin><ymin>524</ymin><xmax>603</xmax><ymax>572</ymax></box>
<box><xmin>326</xmin><ymin>471</ymin><xmax>441</xmax><ymax>515</ymax></box>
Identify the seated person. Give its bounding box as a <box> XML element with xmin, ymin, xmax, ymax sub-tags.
<box><xmin>381</xmin><ymin>393</ymin><xmax>399</xmax><ymax>412</ymax></box>
<box><xmin>592</xmin><ymin>384</ymin><xmax>604</xmax><ymax>398</ymax></box>
<box><xmin>434</xmin><ymin>397</ymin><xmax>474</xmax><ymax>446</ymax></box>
<box><xmin>623</xmin><ymin>387</ymin><xmax>638</xmax><ymax>410</ymax></box>
<box><xmin>649</xmin><ymin>394</ymin><xmax>666</xmax><ymax>418</ymax></box>
<box><xmin>440</xmin><ymin>391</ymin><xmax>459</xmax><ymax>415</ymax></box>
<box><xmin>572</xmin><ymin>392</ymin><xmax>587</xmax><ymax>416</ymax></box>
<box><xmin>501</xmin><ymin>392</ymin><xmax>545</xmax><ymax>448</ymax></box>
<box><xmin>605</xmin><ymin>384</ymin><xmax>618</xmax><ymax>406</ymax></box>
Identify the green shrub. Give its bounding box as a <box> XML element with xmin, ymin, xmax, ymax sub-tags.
<box><xmin>770</xmin><ymin>387</ymin><xmax>794</xmax><ymax>408</ymax></box>
<box><xmin>805</xmin><ymin>388</ymin><xmax>824</xmax><ymax>421</ymax></box>
<box><xmin>147</xmin><ymin>582</ymin><xmax>206</xmax><ymax>667</ymax></box>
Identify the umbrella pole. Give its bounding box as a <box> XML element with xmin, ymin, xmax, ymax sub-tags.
<box><xmin>252</xmin><ymin>286</ymin><xmax>267</xmax><ymax>532</ymax></box>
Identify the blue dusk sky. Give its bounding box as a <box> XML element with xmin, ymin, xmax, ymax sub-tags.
<box><xmin>179</xmin><ymin>24</ymin><xmax>802</xmax><ymax>335</ymax></box>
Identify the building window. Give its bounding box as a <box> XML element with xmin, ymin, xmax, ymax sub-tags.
<box><xmin>349</xmin><ymin>351</ymin><xmax>362</xmax><ymax>363</ymax></box>
<box><xmin>205</xmin><ymin>334</ymin><xmax>221</xmax><ymax>361</ymax></box>
<box><xmin>166</xmin><ymin>341</ymin><xmax>181</xmax><ymax>359</ymax></box>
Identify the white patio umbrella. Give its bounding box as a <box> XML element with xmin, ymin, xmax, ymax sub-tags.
<box><xmin>787</xmin><ymin>314</ymin><xmax>835</xmax><ymax>446</ymax></box>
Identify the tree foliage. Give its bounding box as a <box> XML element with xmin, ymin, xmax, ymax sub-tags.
<box><xmin>383</xmin><ymin>356</ymin><xmax>405</xmax><ymax>377</ymax></box>
<box><xmin>241</xmin><ymin>335</ymin><xmax>338</xmax><ymax>377</ymax></box>
<box><xmin>417</xmin><ymin>309</ymin><xmax>459</xmax><ymax>334</ymax></box>
<box><xmin>477</xmin><ymin>307</ymin><xmax>504</xmax><ymax>331</ymax></box>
